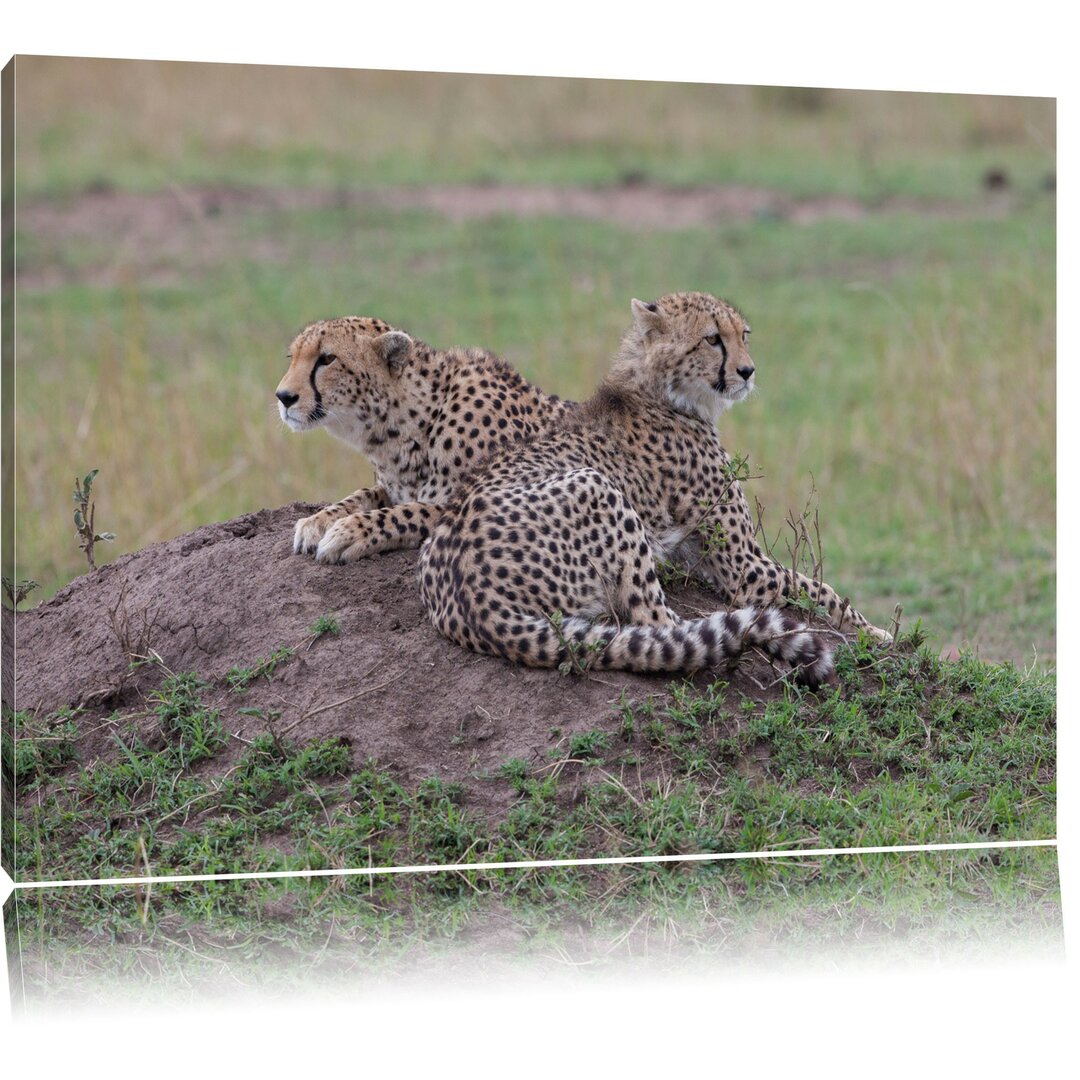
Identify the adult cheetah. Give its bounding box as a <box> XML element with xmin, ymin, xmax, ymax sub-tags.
<box><xmin>276</xmin><ymin>316</ymin><xmax>573</xmax><ymax>562</ymax></box>
<box><xmin>418</xmin><ymin>291</ymin><xmax>888</xmax><ymax>686</ymax></box>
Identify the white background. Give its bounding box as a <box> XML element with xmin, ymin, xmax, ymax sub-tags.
<box><xmin>1</xmin><ymin>2</ymin><xmax>1074</xmax><ymax>1073</ymax></box>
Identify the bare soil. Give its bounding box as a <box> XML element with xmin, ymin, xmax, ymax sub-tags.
<box><xmin>16</xmin><ymin>181</ymin><xmax>1014</xmax><ymax>290</ymax></box>
<box><xmin>14</xmin><ymin>504</ymin><xmax>822</xmax><ymax>819</ymax></box>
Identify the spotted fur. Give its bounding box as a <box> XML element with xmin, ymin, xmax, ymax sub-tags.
<box><xmin>418</xmin><ymin>291</ymin><xmax>888</xmax><ymax>687</ymax></box>
<box><xmin>276</xmin><ymin>316</ymin><xmax>573</xmax><ymax>562</ymax></box>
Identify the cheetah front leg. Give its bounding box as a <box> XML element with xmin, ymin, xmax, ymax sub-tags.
<box><xmin>315</xmin><ymin>502</ymin><xmax>441</xmax><ymax>563</ymax></box>
<box><xmin>294</xmin><ymin>485</ymin><xmax>391</xmax><ymax>554</ymax></box>
<box><xmin>688</xmin><ymin>519</ymin><xmax>891</xmax><ymax>642</ymax></box>
<box><xmin>737</xmin><ymin>553</ymin><xmax>893</xmax><ymax>643</ymax></box>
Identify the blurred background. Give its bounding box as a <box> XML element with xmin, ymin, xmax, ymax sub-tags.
<box><xmin>11</xmin><ymin>57</ymin><xmax>1055</xmax><ymax>663</ymax></box>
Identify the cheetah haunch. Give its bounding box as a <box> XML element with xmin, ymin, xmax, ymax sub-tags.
<box><xmin>276</xmin><ymin>316</ymin><xmax>572</xmax><ymax>563</ymax></box>
<box><xmin>419</xmin><ymin>291</ymin><xmax>888</xmax><ymax>687</ymax></box>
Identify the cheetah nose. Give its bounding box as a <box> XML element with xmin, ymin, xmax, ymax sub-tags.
<box><xmin>276</xmin><ymin>390</ymin><xmax>299</xmax><ymax>408</ymax></box>
<box><xmin>737</xmin><ymin>365</ymin><xmax>755</xmax><ymax>381</ymax></box>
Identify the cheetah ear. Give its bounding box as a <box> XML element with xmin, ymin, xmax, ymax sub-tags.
<box><xmin>374</xmin><ymin>331</ymin><xmax>413</xmax><ymax>375</ymax></box>
<box><xmin>631</xmin><ymin>298</ymin><xmax>666</xmax><ymax>341</ymax></box>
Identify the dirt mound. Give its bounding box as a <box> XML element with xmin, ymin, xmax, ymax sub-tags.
<box><xmin>15</xmin><ymin>504</ymin><xmax>823</xmax><ymax>811</ymax></box>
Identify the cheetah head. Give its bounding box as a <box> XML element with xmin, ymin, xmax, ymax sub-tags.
<box><xmin>624</xmin><ymin>292</ymin><xmax>754</xmax><ymax>425</ymax></box>
<box><xmin>276</xmin><ymin>317</ymin><xmax>414</xmax><ymax>442</ymax></box>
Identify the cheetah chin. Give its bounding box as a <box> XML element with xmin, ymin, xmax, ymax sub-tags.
<box><xmin>279</xmin><ymin>406</ymin><xmax>314</xmax><ymax>432</ymax></box>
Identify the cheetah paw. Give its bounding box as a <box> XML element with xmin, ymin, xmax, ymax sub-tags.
<box><xmin>315</xmin><ymin>518</ymin><xmax>366</xmax><ymax>564</ymax></box>
<box><xmin>293</xmin><ymin>511</ymin><xmax>333</xmax><ymax>555</ymax></box>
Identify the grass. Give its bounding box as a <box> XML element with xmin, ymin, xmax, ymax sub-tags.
<box><xmin>7</xmin><ymin>845</ymin><xmax>1062</xmax><ymax>1003</ymax></box>
<box><xmin>10</xmin><ymin>708</ymin><xmax>79</xmax><ymax>785</ymax></box>
<box><xmin>7</xmin><ymin>623</ymin><xmax>1059</xmax><ymax>996</ymax></box>
<box><xmin>12</xmin><ymin>625</ymin><xmax>1054</xmax><ymax>887</ymax></box>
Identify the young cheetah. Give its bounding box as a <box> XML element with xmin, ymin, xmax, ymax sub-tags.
<box><xmin>418</xmin><ymin>291</ymin><xmax>888</xmax><ymax>686</ymax></box>
<box><xmin>276</xmin><ymin>316</ymin><xmax>573</xmax><ymax>562</ymax></box>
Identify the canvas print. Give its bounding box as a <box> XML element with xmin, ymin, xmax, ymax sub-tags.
<box><xmin>1</xmin><ymin>57</ymin><xmax>1055</xmax><ymax>956</ymax></box>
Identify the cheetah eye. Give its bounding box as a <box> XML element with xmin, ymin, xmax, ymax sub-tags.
<box><xmin>742</xmin><ymin>329</ymin><xmax>751</xmax><ymax>343</ymax></box>
<box><xmin>315</xmin><ymin>353</ymin><xmax>337</xmax><ymax>368</ymax></box>
<box><xmin>705</xmin><ymin>333</ymin><xmax>723</xmax><ymax>347</ymax></box>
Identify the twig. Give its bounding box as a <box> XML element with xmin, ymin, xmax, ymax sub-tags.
<box><xmin>280</xmin><ymin>667</ymin><xmax>408</xmax><ymax>734</ymax></box>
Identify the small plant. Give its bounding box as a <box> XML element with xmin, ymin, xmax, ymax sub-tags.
<box><xmin>547</xmin><ymin>609</ymin><xmax>609</xmax><ymax>676</ymax></box>
<box><xmin>226</xmin><ymin>617</ymin><xmax>340</xmax><ymax>692</ymax></box>
<box><xmin>782</xmin><ymin>478</ymin><xmax>826</xmax><ymax>586</ymax></box>
<box><xmin>499</xmin><ymin>757</ymin><xmax>532</xmax><ymax>793</ymax></box>
<box><xmin>107</xmin><ymin>577</ymin><xmax>162</xmax><ymax>669</ymax></box>
<box><xmin>2</xmin><ymin>577</ymin><xmax>39</xmax><ymax>610</ymax></box>
<box><xmin>283</xmin><ymin>737</ymin><xmax>351</xmax><ymax>781</ymax></box>
<box><xmin>348</xmin><ymin>759</ymin><xmax>407</xmax><ymax>809</ymax></box>
<box><xmin>655</xmin><ymin>555</ymin><xmax>685</xmax><ymax>589</ymax></box>
<box><xmin>655</xmin><ymin>515</ymin><xmax>732</xmax><ymax>588</ymax></box>
<box><xmin>696</xmin><ymin>517</ymin><xmax>730</xmax><ymax>557</ymax></box>
<box><xmin>786</xmin><ymin>587</ymin><xmax>832</xmax><ymax>620</ymax></box>
<box><xmin>149</xmin><ymin>673</ymin><xmax>225</xmax><ymax>766</ymax></box>
<box><xmin>416</xmin><ymin>776</ymin><xmax>465</xmax><ymax>805</ymax></box>
<box><xmin>12</xmin><ymin>710</ymin><xmax>79</xmax><ymax>783</ymax></box>
<box><xmin>898</xmin><ymin>617</ymin><xmax>926</xmax><ymax>651</ymax></box>
<box><xmin>617</xmin><ymin>693</ymin><xmax>636</xmax><ymax>743</ymax></box>
<box><xmin>72</xmin><ymin>469</ymin><xmax>115</xmax><ymax>570</ymax></box>
<box><xmin>308</xmin><ymin>614</ymin><xmax>341</xmax><ymax>639</ymax></box>
<box><xmin>226</xmin><ymin>646</ymin><xmax>296</xmax><ymax>692</ymax></box>
<box><xmin>563</xmin><ymin>729</ymin><xmax>611</xmax><ymax>764</ymax></box>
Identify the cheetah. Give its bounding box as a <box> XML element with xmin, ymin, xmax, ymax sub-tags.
<box><xmin>276</xmin><ymin>316</ymin><xmax>573</xmax><ymax>562</ymax></box>
<box><xmin>418</xmin><ymin>291</ymin><xmax>889</xmax><ymax>686</ymax></box>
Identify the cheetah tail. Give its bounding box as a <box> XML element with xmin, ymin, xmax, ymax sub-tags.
<box><xmin>559</xmin><ymin>606</ymin><xmax>836</xmax><ymax>688</ymax></box>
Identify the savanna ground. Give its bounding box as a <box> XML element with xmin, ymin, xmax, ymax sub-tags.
<box><xmin>7</xmin><ymin>847</ymin><xmax>1064</xmax><ymax>1007</ymax></box>
<box><xmin>2</xmin><ymin>60</ymin><xmax>1058</xmax><ymax>993</ymax></box>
